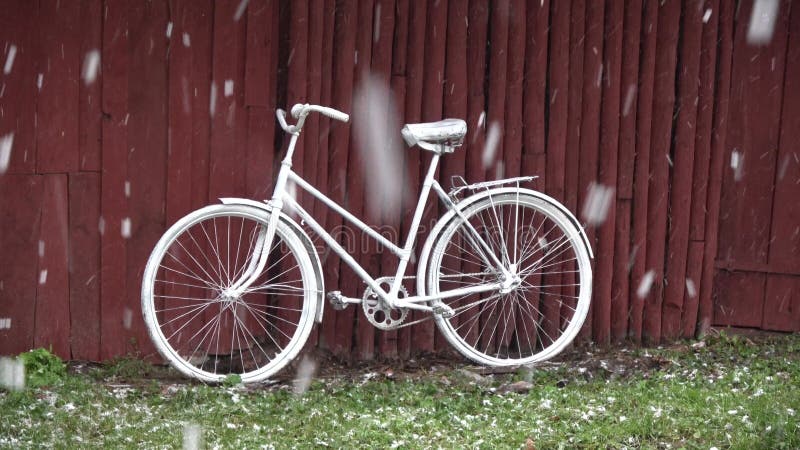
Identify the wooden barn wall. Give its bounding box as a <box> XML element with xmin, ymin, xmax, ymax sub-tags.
<box><xmin>1</xmin><ymin>0</ymin><xmax>798</xmax><ymax>361</ymax></box>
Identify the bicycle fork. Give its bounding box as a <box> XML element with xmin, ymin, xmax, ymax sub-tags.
<box><xmin>225</xmin><ymin>129</ymin><xmax>301</xmax><ymax>298</ymax></box>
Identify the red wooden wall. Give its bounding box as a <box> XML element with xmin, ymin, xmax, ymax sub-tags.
<box><xmin>1</xmin><ymin>0</ymin><xmax>798</xmax><ymax>362</ymax></box>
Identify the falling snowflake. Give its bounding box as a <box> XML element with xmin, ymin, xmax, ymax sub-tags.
<box><xmin>747</xmin><ymin>0</ymin><xmax>779</xmax><ymax>45</ymax></box>
<box><xmin>637</xmin><ymin>270</ymin><xmax>656</xmax><ymax>299</ymax></box>
<box><xmin>82</xmin><ymin>50</ymin><xmax>101</xmax><ymax>85</ymax></box>
<box><xmin>481</xmin><ymin>122</ymin><xmax>501</xmax><ymax>169</ymax></box>
<box><xmin>582</xmin><ymin>183</ymin><xmax>615</xmax><ymax>226</ymax></box>
<box><xmin>3</xmin><ymin>45</ymin><xmax>17</xmax><ymax>75</ymax></box>
<box><xmin>0</xmin><ymin>133</ymin><xmax>14</xmax><ymax>174</ymax></box>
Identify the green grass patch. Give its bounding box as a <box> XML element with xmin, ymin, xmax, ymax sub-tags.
<box><xmin>2</xmin><ymin>333</ymin><xmax>799</xmax><ymax>448</ymax></box>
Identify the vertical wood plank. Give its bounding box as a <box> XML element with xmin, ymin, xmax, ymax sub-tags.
<box><xmin>315</xmin><ymin>0</ymin><xmax>337</xmax><ymax>352</ymax></box>
<box><xmin>0</xmin><ymin>176</ymin><xmax>42</xmax><ymax>354</ymax></box>
<box><xmin>697</xmin><ymin>0</ymin><xmax>733</xmax><ymax>335</ymax></box>
<box><xmin>717</xmin><ymin>0</ymin><xmax>790</xmax><ymax>266</ymax></box>
<box><xmin>767</xmin><ymin>0</ymin><xmax>800</xmax><ymax>273</ymax></box>
<box><xmin>593</xmin><ymin>0</ymin><xmax>623</xmax><ymax>345</ymax></box>
<box><xmin>576</xmin><ymin>0</ymin><xmax>605</xmax><ymax>341</ymax></box>
<box><xmin>99</xmin><ymin>0</ymin><xmax>129</xmax><ymax>359</ymax></box>
<box><xmin>36</xmin><ymin>0</ymin><xmax>81</xmax><ymax>173</ymax></box>
<box><xmin>68</xmin><ymin>172</ymin><xmax>101</xmax><ymax>361</ymax></box>
<box><xmin>396</xmin><ymin>0</ymin><xmax>426</xmax><ymax>357</ymax></box>
<box><xmin>688</xmin><ymin>0</ymin><xmax>720</xmax><ymax>241</ymax></box>
<box><xmin>372</xmin><ymin>0</ymin><xmax>399</xmax><ymax>358</ymax></box>
<box><xmin>79</xmin><ymin>0</ymin><xmax>103</xmax><ymax>171</ymax></box>
<box><xmin>762</xmin><ymin>275</ymin><xmax>800</xmax><ymax>332</ymax></box>
<box><xmin>0</xmin><ymin>0</ymin><xmax>38</xmax><ymax>174</ymax></box>
<box><xmin>713</xmin><ymin>271</ymin><xmax>765</xmax><ymax>328</ymax></box>
<box><xmin>642</xmin><ymin>0</ymin><xmax>681</xmax><ymax>343</ymax></box>
<box><xmin>349</xmin><ymin>0</ymin><xmax>374</xmax><ymax>360</ymax></box>
<box><xmin>245</xmin><ymin>0</ymin><xmax>276</xmax><ymax>202</ymax></box>
<box><xmin>610</xmin><ymin>0</ymin><xmax>642</xmax><ymax>341</ymax></box>
<box><xmin>208</xmin><ymin>0</ymin><xmax>247</xmax><ymax>201</ymax></box>
<box><xmin>324</xmin><ymin>0</ymin><xmax>358</xmax><ymax>357</ymax></box>
<box><xmin>661</xmin><ymin>0</ymin><xmax>703</xmax><ymax>339</ymax></box>
<box><xmin>166</xmin><ymin>0</ymin><xmax>195</xmax><ymax>226</ymax></box>
<box><xmin>188</xmin><ymin>0</ymin><xmax>214</xmax><ymax>211</ymax></box>
<box><xmin>681</xmin><ymin>240</ymin><xmax>704</xmax><ymax>337</ymax></box>
<box><xmin>34</xmin><ymin>174</ymin><xmax>71</xmax><ymax>359</ymax></box>
<box><xmin>561</xmin><ymin>0</ymin><xmax>585</xmax><ymax>342</ymax></box>
<box><xmin>629</xmin><ymin>1</ymin><xmax>658</xmax><ymax>342</ymax></box>
<box><xmin>126</xmin><ymin>0</ymin><xmax>169</xmax><ymax>358</ymax></box>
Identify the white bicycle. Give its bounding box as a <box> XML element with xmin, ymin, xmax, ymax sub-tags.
<box><xmin>141</xmin><ymin>103</ymin><xmax>594</xmax><ymax>383</ymax></box>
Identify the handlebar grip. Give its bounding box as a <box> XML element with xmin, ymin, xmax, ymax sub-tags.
<box><xmin>290</xmin><ymin>103</ymin><xmax>350</xmax><ymax>123</ymax></box>
<box><xmin>314</xmin><ymin>106</ymin><xmax>350</xmax><ymax>123</ymax></box>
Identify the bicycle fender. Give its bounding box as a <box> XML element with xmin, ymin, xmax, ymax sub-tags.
<box><xmin>219</xmin><ymin>198</ymin><xmax>326</xmax><ymax>324</ymax></box>
<box><xmin>415</xmin><ymin>187</ymin><xmax>594</xmax><ymax>297</ymax></box>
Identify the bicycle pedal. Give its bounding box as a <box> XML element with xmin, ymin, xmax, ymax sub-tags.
<box><xmin>327</xmin><ymin>291</ymin><xmax>347</xmax><ymax>311</ymax></box>
<box><xmin>432</xmin><ymin>303</ymin><xmax>455</xmax><ymax>319</ymax></box>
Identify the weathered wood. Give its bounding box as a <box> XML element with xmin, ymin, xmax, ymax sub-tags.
<box><xmin>36</xmin><ymin>0</ymin><xmax>81</xmax><ymax>173</ymax></box>
<box><xmin>576</xmin><ymin>0</ymin><xmax>604</xmax><ymax>342</ymax></box>
<box><xmin>762</xmin><ymin>275</ymin><xmax>800</xmax><ymax>332</ymax></box>
<box><xmin>99</xmin><ymin>0</ymin><xmax>129</xmax><ymax>359</ymax></box>
<box><xmin>166</xmin><ymin>0</ymin><xmax>195</xmax><ymax>226</ymax></box>
<box><xmin>688</xmin><ymin>0</ymin><xmax>720</xmax><ymax>241</ymax></box>
<box><xmin>661</xmin><ymin>0</ymin><xmax>703</xmax><ymax>340</ymax></box>
<box><xmin>610</xmin><ymin>0</ymin><xmax>643</xmax><ymax>341</ymax></box>
<box><xmin>713</xmin><ymin>271</ymin><xmax>765</xmax><ymax>328</ymax></box>
<box><xmin>373</xmin><ymin>0</ymin><xmax>400</xmax><ymax>358</ymax></box>
<box><xmin>0</xmin><ymin>175</ymin><xmax>42</xmax><ymax>355</ymax></box>
<box><xmin>642</xmin><ymin>0</ymin><xmax>681</xmax><ymax>343</ymax></box>
<box><xmin>697</xmin><ymin>0</ymin><xmax>733</xmax><ymax>336</ymax></box>
<box><xmin>324</xmin><ymin>0</ymin><xmax>357</xmax><ymax>357</ymax></box>
<box><xmin>188</xmin><ymin>0</ymin><xmax>214</xmax><ymax>211</ymax></box>
<box><xmin>79</xmin><ymin>0</ymin><xmax>103</xmax><ymax>171</ymax></box>
<box><xmin>0</xmin><ymin>0</ymin><xmax>38</xmax><ymax>174</ymax></box>
<box><xmin>681</xmin><ymin>241</ymin><xmax>704</xmax><ymax>338</ymax></box>
<box><xmin>593</xmin><ymin>0</ymin><xmax>623</xmax><ymax>345</ymax></box>
<box><xmin>717</xmin><ymin>0</ymin><xmax>790</xmax><ymax>267</ymax></box>
<box><xmin>465</xmin><ymin>0</ymin><xmax>488</xmax><ymax>186</ymax></box>
<box><xmin>562</xmin><ymin>0</ymin><xmax>585</xmax><ymax>343</ymax></box>
<box><xmin>629</xmin><ymin>0</ymin><xmax>658</xmax><ymax>342</ymax></box>
<box><xmin>610</xmin><ymin>199</ymin><xmax>632</xmax><ymax>341</ymax></box>
<box><xmin>68</xmin><ymin>172</ymin><xmax>101</xmax><ymax>361</ymax></box>
<box><xmin>125</xmin><ymin>0</ymin><xmax>169</xmax><ymax>358</ymax></box>
<box><xmin>34</xmin><ymin>174</ymin><xmax>71</xmax><ymax>359</ymax></box>
<box><xmin>767</xmin><ymin>0</ymin><xmax>800</xmax><ymax>273</ymax></box>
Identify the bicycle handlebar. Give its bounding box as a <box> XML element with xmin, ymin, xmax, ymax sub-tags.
<box><xmin>291</xmin><ymin>103</ymin><xmax>350</xmax><ymax>123</ymax></box>
<box><xmin>276</xmin><ymin>103</ymin><xmax>349</xmax><ymax>135</ymax></box>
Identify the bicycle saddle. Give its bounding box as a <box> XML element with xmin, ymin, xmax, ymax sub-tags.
<box><xmin>401</xmin><ymin>119</ymin><xmax>467</xmax><ymax>154</ymax></box>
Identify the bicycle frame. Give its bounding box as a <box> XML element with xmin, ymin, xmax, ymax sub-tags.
<box><xmin>227</xmin><ymin>114</ymin><xmax>512</xmax><ymax>314</ymax></box>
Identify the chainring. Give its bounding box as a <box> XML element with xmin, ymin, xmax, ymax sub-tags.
<box><xmin>361</xmin><ymin>277</ymin><xmax>410</xmax><ymax>330</ymax></box>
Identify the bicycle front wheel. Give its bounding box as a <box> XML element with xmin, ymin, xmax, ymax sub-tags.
<box><xmin>426</xmin><ymin>191</ymin><xmax>592</xmax><ymax>366</ymax></box>
<box><xmin>141</xmin><ymin>204</ymin><xmax>318</xmax><ymax>383</ymax></box>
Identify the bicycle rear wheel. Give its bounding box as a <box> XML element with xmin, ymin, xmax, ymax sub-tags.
<box><xmin>426</xmin><ymin>191</ymin><xmax>592</xmax><ymax>366</ymax></box>
<box><xmin>141</xmin><ymin>204</ymin><xmax>318</xmax><ymax>383</ymax></box>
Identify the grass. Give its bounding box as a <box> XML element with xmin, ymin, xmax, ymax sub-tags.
<box><xmin>1</xmin><ymin>333</ymin><xmax>799</xmax><ymax>449</ymax></box>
